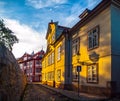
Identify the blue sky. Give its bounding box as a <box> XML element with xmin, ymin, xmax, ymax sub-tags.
<box><xmin>0</xmin><ymin>0</ymin><xmax>102</xmax><ymax>58</ymax></box>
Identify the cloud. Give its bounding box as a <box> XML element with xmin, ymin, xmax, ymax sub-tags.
<box><xmin>25</xmin><ymin>0</ymin><xmax>67</xmax><ymax>9</ymax></box>
<box><xmin>4</xmin><ymin>18</ymin><xmax>46</xmax><ymax>58</ymax></box>
<box><xmin>60</xmin><ymin>0</ymin><xmax>102</xmax><ymax>27</ymax></box>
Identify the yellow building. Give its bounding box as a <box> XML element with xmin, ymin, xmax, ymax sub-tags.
<box><xmin>42</xmin><ymin>0</ymin><xmax>120</xmax><ymax>96</ymax></box>
<box><xmin>71</xmin><ymin>0</ymin><xmax>120</xmax><ymax>96</ymax></box>
<box><xmin>42</xmin><ymin>21</ymin><xmax>72</xmax><ymax>89</ymax></box>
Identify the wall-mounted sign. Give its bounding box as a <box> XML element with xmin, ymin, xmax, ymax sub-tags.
<box><xmin>89</xmin><ymin>51</ymin><xmax>99</xmax><ymax>63</ymax></box>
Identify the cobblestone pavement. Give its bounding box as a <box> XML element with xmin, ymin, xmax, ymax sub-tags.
<box><xmin>23</xmin><ymin>84</ymin><xmax>75</xmax><ymax>101</ymax></box>
<box><xmin>22</xmin><ymin>84</ymin><xmax>120</xmax><ymax>101</ymax></box>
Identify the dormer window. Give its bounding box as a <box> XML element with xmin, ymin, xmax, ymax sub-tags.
<box><xmin>24</xmin><ymin>57</ymin><xmax>27</xmax><ymax>61</ymax></box>
<box><xmin>52</xmin><ymin>34</ymin><xmax>55</xmax><ymax>41</ymax></box>
<box><xmin>79</xmin><ymin>8</ymin><xmax>91</xmax><ymax>19</ymax></box>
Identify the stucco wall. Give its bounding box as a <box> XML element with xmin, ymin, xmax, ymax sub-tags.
<box><xmin>72</xmin><ymin>6</ymin><xmax>111</xmax><ymax>88</ymax></box>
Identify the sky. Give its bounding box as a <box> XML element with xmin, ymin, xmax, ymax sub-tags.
<box><xmin>0</xmin><ymin>0</ymin><xmax>102</xmax><ymax>58</ymax></box>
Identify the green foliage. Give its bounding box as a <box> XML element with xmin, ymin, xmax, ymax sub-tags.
<box><xmin>0</xmin><ymin>19</ymin><xmax>18</xmax><ymax>51</ymax></box>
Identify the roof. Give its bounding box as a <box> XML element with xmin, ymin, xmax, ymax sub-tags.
<box><xmin>17</xmin><ymin>50</ymin><xmax>45</xmax><ymax>63</ymax></box>
<box><xmin>44</xmin><ymin>27</ymin><xmax>70</xmax><ymax>57</ymax></box>
<box><xmin>70</xmin><ymin>0</ymin><xmax>118</xmax><ymax>34</ymax></box>
<box><xmin>45</xmin><ymin>21</ymin><xmax>69</xmax><ymax>39</ymax></box>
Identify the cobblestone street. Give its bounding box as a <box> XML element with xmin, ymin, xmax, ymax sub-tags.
<box><xmin>23</xmin><ymin>84</ymin><xmax>74</xmax><ymax>101</ymax></box>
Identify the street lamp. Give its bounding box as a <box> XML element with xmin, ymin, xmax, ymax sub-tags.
<box><xmin>76</xmin><ymin>51</ymin><xmax>81</xmax><ymax>97</ymax></box>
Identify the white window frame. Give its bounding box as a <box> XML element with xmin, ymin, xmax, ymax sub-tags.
<box><xmin>57</xmin><ymin>45</ymin><xmax>61</xmax><ymax>61</ymax></box>
<box><xmin>87</xmin><ymin>64</ymin><xmax>98</xmax><ymax>83</ymax></box>
<box><xmin>88</xmin><ymin>26</ymin><xmax>99</xmax><ymax>50</ymax></box>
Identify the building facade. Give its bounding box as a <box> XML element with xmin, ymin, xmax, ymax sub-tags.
<box><xmin>42</xmin><ymin>21</ymin><xmax>72</xmax><ymax>89</ymax></box>
<box><xmin>18</xmin><ymin>50</ymin><xmax>44</xmax><ymax>82</ymax></box>
<box><xmin>42</xmin><ymin>0</ymin><xmax>120</xmax><ymax>96</ymax></box>
<box><xmin>71</xmin><ymin>0</ymin><xmax>120</xmax><ymax>96</ymax></box>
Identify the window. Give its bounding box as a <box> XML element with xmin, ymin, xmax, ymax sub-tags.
<box><xmin>57</xmin><ymin>70</ymin><xmax>61</xmax><ymax>82</ymax></box>
<box><xmin>20</xmin><ymin>65</ymin><xmax>23</xmax><ymax>70</ymax></box>
<box><xmin>36</xmin><ymin>68</ymin><xmax>41</xmax><ymax>73</ymax></box>
<box><xmin>30</xmin><ymin>68</ymin><xmax>32</xmax><ymax>73</ymax></box>
<box><xmin>26</xmin><ymin>69</ymin><xmax>29</xmax><ymax>74</ymax></box>
<box><xmin>48</xmin><ymin>72</ymin><xmax>53</xmax><ymax>81</ymax></box>
<box><xmin>88</xmin><ymin>26</ymin><xmax>99</xmax><ymax>50</ymax></box>
<box><xmin>24</xmin><ymin>57</ymin><xmax>27</xmax><ymax>61</ymax></box>
<box><xmin>57</xmin><ymin>46</ymin><xmax>61</xmax><ymax>61</ymax></box>
<box><xmin>27</xmin><ymin>62</ymin><xmax>29</xmax><ymax>66</ymax></box>
<box><xmin>35</xmin><ymin>75</ymin><xmax>39</xmax><ymax>81</ymax></box>
<box><xmin>20</xmin><ymin>64</ymin><xmax>23</xmax><ymax>68</ymax></box>
<box><xmin>87</xmin><ymin>64</ymin><xmax>98</xmax><ymax>83</ymax></box>
<box><xmin>51</xmin><ymin>52</ymin><xmax>54</xmax><ymax>64</ymax></box>
<box><xmin>72</xmin><ymin>67</ymin><xmax>78</xmax><ymax>82</ymax></box>
<box><xmin>48</xmin><ymin>72</ymin><xmax>50</xmax><ymax>80</ymax></box>
<box><xmin>30</xmin><ymin>61</ymin><xmax>33</xmax><ymax>66</ymax></box>
<box><xmin>24</xmin><ymin>62</ymin><xmax>27</xmax><ymax>66</ymax></box>
<box><xmin>48</xmin><ymin>52</ymin><xmax>54</xmax><ymax>65</ymax></box>
<box><xmin>72</xmin><ymin>37</ymin><xmax>80</xmax><ymax>55</ymax></box>
<box><xmin>36</xmin><ymin>60</ymin><xmax>40</xmax><ymax>65</ymax></box>
<box><xmin>52</xmin><ymin>34</ymin><xmax>55</xmax><ymax>41</ymax></box>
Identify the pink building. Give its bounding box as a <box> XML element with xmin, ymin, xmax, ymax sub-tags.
<box><xmin>18</xmin><ymin>50</ymin><xmax>45</xmax><ymax>82</ymax></box>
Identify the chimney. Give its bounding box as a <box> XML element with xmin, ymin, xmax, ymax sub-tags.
<box><xmin>51</xmin><ymin>20</ymin><xmax>53</xmax><ymax>23</ymax></box>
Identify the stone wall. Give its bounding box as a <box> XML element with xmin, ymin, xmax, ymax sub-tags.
<box><xmin>0</xmin><ymin>44</ymin><xmax>27</xmax><ymax>101</ymax></box>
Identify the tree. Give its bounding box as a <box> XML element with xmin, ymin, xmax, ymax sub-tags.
<box><xmin>0</xmin><ymin>19</ymin><xmax>18</xmax><ymax>51</ymax></box>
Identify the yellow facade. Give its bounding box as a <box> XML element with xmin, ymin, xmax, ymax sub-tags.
<box><xmin>72</xmin><ymin>5</ymin><xmax>112</xmax><ymax>95</ymax></box>
<box><xmin>42</xmin><ymin>22</ymin><xmax>70</xmax><ymax>88</ymax></box>
<box><xmin>42</xmin><ymin>0</ymin><xmax>120</xmax><ymax>96</ymax></box>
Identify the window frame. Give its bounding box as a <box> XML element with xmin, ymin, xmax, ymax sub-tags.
<box><xmin>34</xmin><ymin>75</ymin><xmax>40</xmax><ymax>81</ymax></box>
<box><xmin>72</xmin><ymin>66</ymin><xmax>78</xmax><ymax>82</ymax></box>
<box><xmin>51</xmin><ymin>52</ymin><xmax>54</xmax><ymax>64</ymax></box>
<box><xmin>57</xmin><ymin>45</ymin><xmax>61</xmax><ymax>61</ymax></box>
<box><xmin>72</xmin><ymin>37</ymin><xmax>80</xmax><ymax>56</ymax></box>
<box><xmin>57</xmin><ymin>69</ymin><xmax>61</xmax><ymax>82</ymax></box>
<box><xmin>35</xmin><ymin>60</ymin><xmax>40</xmax><ymax>65</ymax></box>
<box><xmin>87</xmin><ymin>63</ymin><xmax>98</xmax><ymax>83</ymax></box>
<box><xmin>88</xmin><ymin>25</ymin><xmax>99</xmax><ymax>50</ymax></box>
<box><xmin>35</xmin><ymin>68</ymin><xmax>41</xmax><ymax>73</ymax></box>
